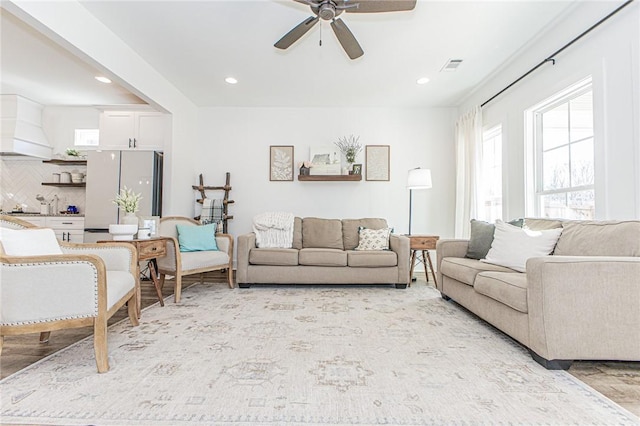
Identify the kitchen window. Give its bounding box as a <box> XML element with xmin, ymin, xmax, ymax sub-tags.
<box><xmin>74</xmin><ymin>129</ymin><xmax>99</xmax><ymax>146</ymax></box>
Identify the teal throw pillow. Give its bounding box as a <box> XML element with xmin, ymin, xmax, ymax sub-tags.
<box><xmin>176</xmin><ymin>223</ymin><xmax>218</xmax><ymax>252</ymax></box>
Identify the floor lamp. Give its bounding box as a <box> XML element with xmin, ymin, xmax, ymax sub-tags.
<box><xmin>407</xmin><ymin>168</ymin><xmax>432</xmax><ymax>235</ymax></box>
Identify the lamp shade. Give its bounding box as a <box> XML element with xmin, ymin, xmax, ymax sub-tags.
<box><xmin>407</xmin><ymin>168</ymin><xmax>432</xmax><ymax>189</ymax></box>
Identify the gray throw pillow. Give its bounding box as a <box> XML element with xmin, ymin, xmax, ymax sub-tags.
<box><xmin>465</xmin><ymin>218</ymin><xmax>524</xmax><ymax>260</ymax></box>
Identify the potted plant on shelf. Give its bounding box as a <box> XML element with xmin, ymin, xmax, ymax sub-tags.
<box><xmin>334</xmin><ymin>135</ymin><xmax>362</xmax><ymax>174</ymax></box>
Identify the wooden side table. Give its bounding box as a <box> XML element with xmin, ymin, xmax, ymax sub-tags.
<box><xmin>407</xmin><ymin>235</ymin><xmax>439</xmax><ymax>287</ymax></box>
<box><xmin>99</xmin><ymin>237</ymin><xmax>170</xmax><ymax>315</ymax></box>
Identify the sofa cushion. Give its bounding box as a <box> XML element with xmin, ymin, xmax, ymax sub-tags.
<box><xmin>440</xmin><ymin>257</ymin><xmax>514</xmax><ymax>286</ymax></box>
<box><xmin>249</xmin><ymin>248</ymin><xmax>299</xmax><ymax>266</ymax></box>
<box><xmin>554</xmin><ymin>221</ymin><xmax>640</xmax><ymax>257</ymax></box>
<box><xmin>347</xmin><ymin>250</ymin><xmax>397</xmax><ymax>267</ymax></box>
<box><xmin>524</xmin><ymin>218</ymin><xmax>564</xmax><ymax>230</ymax></box>
<box><xmin>292</xmin><ymin>217</ymin><xmax>303</xmax><ymax>250</ymax></box>
<box><xmin>299</xmin><ymin>248</ymin><xmax>347</xmax><ymax>266</ymax></box>
<box><xmin>342</xmin><ymin>218</ymin><xmax>389</xmax><ymax>250</ymax></box>
<box><xmin>474</xmin><ymin>272</ymin><xmax>528</xmax><ymax>313</ymax></box>
<box><xmin>302</xmin><ymin>218</ymin><xmax>343</xmax><ymax>249</ymax></box>
<box><xmin>481</xmin><ymin>220</ymin><xmax>562</xmax><ymax>272</ymax></box>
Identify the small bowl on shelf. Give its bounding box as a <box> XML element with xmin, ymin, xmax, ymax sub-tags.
<box><xmin>108</xmin><ymin>224</ymin><xmax>138</xmax><ymax>241</ymax></box>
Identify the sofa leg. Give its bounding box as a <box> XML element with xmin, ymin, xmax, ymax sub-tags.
<box><xmin>529</xmin><ymin>350</ymin><xmax>573</xmax><ymax>370</ymax></box>
<box><xmin>395</xmin><ymin>284</ymin><xmax>407</xmax><ymax>289</ymax></box>
<box><xmin>238</xmin><ymin>283</ymin><xmax>251</xmax><ymax>289</ymax></box>
<box><xmin>441</xmin><ymin>294</ymin><xmax>451</xmax><ymax>301</ymax></box>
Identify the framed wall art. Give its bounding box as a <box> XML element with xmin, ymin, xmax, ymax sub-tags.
<box><xmin>139</xmin><ymin>216</ymin><xmax>160</xmax><ymax>237</ymax></box>
<box><xmin>365</xmin><ymin>145</ymin><xmax>390</xmax><ymax>181</ymax></box>
<box><xmin>270</xmin><ymin>145</ymin><xmax>294</xmax><ymax>181</ymax></box>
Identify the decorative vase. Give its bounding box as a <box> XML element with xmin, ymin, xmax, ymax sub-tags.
<box><xmin>120</xmin><ymin>212</ymin><xmax>139</xmax><ymax>228</ymax></box>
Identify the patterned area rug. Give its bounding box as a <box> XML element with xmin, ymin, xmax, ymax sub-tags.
<box><xmin>1</xmin><ymin>284</ymin><xmax>638</xmax><ymax>425</ymax></box>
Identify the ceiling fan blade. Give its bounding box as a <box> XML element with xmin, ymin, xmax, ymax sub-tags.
<box><xmin>344</xmin><ymin>0</ymin><xmax>417</xmax><ymax>13</ymax></box>
<box><xmin>330</xmin><ymin>18</ymin><xmax>364</xmax><ymax>60</ymax></box>
<box><xmin>274</xmin><ymin>16</ymin><xmax>320</xmax><ymax>50</ymax></box>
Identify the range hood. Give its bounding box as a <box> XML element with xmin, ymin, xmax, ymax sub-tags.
<box><xmin>1</xmin><ymin>95</ymin><xmax>53</xmax><ymax>159</ymax></box>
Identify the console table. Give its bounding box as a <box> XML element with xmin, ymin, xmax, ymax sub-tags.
<box><xmin>407</xmin><ymin>235</ymin><xmax>439</xmax><ymax>287</ymax></box>
<box><xmin>98</xmin><ymin>237</ymin><xmax>170</xmax><ymax>315</ymax></box>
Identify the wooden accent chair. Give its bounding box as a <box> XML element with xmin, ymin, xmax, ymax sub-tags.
<box><xmin>156</xmin><ymin>216</ymin><xmax>234</xmax><ymax>303</ymax></box>
<box><xmin>0</xmin><ymin>215</ymin><xmax>139</xmax><ymax>373</ymax></box>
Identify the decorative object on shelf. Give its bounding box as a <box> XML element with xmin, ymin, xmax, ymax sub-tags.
<box><xmin>365</xmin><ymin>145</ymin><xmax>390</xmax><ymax>181</ymax></box>
<box><xmin>270</xmin><ymin>145</ymin><xmax>294</xmax><ymax>181</ymax></box>
<box><xmin>65</xmin><ymin>148</ymin><xmax>80</xmax><ymax>157</ymax></box>
<box><xmin>108</xmin><ymin>224</ymin><xmax>138</xmax><ymax>241</ymax></box>
<box><xmin>335</xmin><ymin>134</ymin><xmax>362</xmax><ymax>171</ymax></box>
<box><xmin>309</xmin><ymin>145</ymin><xmax>341</xmax><ymax>175</ymax></box>
<box><xmin>351</xmin><ymin>163</ymin><xmax>362</xmax><ymax>175</ymax></box>
<box><xmin>60</xmin><ymin>172</ymin><xmax>71</xmax><ymax>183</ymax></box>
<box><xmin>298</xmin><ymin>161</ymin><xmax>312</xmax><ymax>176</ymax></box>
<box><xmin>407</xmin><ymin>167</ymin><xmax>432</xmax><ymax>235</ymax></box>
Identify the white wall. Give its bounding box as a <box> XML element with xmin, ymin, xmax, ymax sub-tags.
<box><xmin>42</xmin><ymin>106</ymin><xmax>100</xmax><ymax>156</ymax></box>
<box><xmin>196</xmin><ymin>107</ymin><xmax>457</xmax><ymax>238</ymax></box>
<box><xmin>460</xmin><ymin>1</ymin><xmax>640</xmax><ymax>220</ymax></box>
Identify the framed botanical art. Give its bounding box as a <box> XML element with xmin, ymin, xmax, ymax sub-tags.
<box><xmin>365</xmin><ymin>145</ymin><xmax>390</xmax><ymax>181</ymax></box>
<box><xmin>270</xmin><ymin>145</ymin><xmax>294</xmax><ymax>181</ymax></box>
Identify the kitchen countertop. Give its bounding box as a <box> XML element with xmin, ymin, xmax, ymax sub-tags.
<box><xmin>1</xmin><ymin>212</ymin><xmax>85</xmax><ymax>217</ymax></box>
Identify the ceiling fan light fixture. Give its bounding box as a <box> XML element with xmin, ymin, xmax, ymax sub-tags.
<box><xmin>225</xmin><ymin>77</ymin><xmax>238</xmax><ymax>84</ymax></box>
<box><xmin>416</xmin><ymin>77</ymin><xmax>430</xmax><ymax>85</ymax></box>
<box><xmin>95</xmin><ymin>76</ymin><xmax>111</xmax><ymax>84</ymax></box>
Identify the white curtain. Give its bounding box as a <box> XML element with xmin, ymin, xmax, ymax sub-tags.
<box><xmin>454</xmin><ymin>106</ymin><xmax>482</xmax><ymax>238</ymax></box>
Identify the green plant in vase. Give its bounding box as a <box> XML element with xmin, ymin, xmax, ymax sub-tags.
<box><xmin>335</xmin><ymin>135</ymin><xmax>362</xmax><ymax>171</ymax></box>
<box><xmin>113</xmin><ymin>186</ymin><xmax>142</xmax><ymax>226</ymax></box>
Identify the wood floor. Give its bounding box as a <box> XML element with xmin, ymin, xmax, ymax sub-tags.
<box><xmin>2</xmin><ymin>273</ymin><xmax>639</xmax><ymax>419</ymax></box>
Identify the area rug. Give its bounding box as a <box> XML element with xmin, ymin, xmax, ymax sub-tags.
<box><xmin>1</xmin><ymin>284</ymin><xmax>638</xmax><ymax>426</ymax></box>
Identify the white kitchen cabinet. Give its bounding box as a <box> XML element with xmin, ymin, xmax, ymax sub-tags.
<box><xmin>99</xmin><ymin>111</ymin><xmax>168</xmax><ymax>150</ymax></box>
<box><xmin>14</xmin><ymin>216</ymin><xmax>85</xmax><ymax>243</ymax></box>
<box><xmin>47</xmin><ymin>216</ymin><xmax>85</xmax><ymax>243</ymax></box>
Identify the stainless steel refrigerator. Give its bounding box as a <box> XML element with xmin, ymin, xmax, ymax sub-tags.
<box><xmin>84</xmin><ymin>150</ymin><xmax>163</xmax><ymax>242</ymax></box>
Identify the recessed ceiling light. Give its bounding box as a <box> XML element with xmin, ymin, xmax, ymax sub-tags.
<box><xmin>225</xmin><ymin>77</ymin><xmax>238</xmax><ymax>85</ymax></box>
<box><xmin>95</xmin><ymin>76</ymin><xmax>111</xmax><ymax>84</ymax></box>
<box><xmin>416</xmin><ymin>77</ymin><xmax>430</xmax><ymax>85</ymax></box>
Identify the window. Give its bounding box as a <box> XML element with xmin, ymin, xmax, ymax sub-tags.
<box><xmin>479</xmin><ymin>125</ymin><xmax>502</xmax><ymax>222</ymax></box>
<box><xmin>530</xmin><ymin>80</ymin><xmax>594</xmax><ymax>219</ymax></box>
<box><xmin>74</xmin><ymin>129</ymin><xmax>99</xmax><ymax>146</ymax></box>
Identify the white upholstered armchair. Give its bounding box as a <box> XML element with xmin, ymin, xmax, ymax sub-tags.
<box><xmin>0</xmin><ymin>215</ymin><xmax>139</xmax><ymax>373</ymax></box>
<box><xmin>156</xmin><ymin>216</ymin><xmax>234</xmax><ymax>303</ymax></box>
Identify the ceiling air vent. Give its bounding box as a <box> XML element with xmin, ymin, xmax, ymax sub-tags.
<box><xmin>441</xmin><ymin>59</ymin><xmax>463</xmax><ymax>72</ymax></box>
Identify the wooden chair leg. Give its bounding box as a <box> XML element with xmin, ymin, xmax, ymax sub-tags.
<box><xmin>93</xmin><ymin>318</ymin><xmax>109</xmax><ymax>373</ymax></box>
<box><xmin>39</xmin><ymin>331</ymin><xmax>51</xmax><ymax>343</ymax></box>
<box><xmin>228</xmin><ymin>268</ymin><xmax>234</xmax><ymax>289</ymax></box>
<box><xmin>158</xmin><ymin>273</ymin><xmax>166</xmax><ymax>291</ymax></box>
<box><xmin>128</xmin><ymin>292</ymin><xmax>140</xmax><ymax>327</ymax></box>
<box><xmin>174</xmin><ymin>274</ymin><xmax>183</xmax><ymax>303</ymax></box>
<box><xmin>0</xmin><ymin>335</ymin><xmax>3</xmax><ymax>355</ymax></box>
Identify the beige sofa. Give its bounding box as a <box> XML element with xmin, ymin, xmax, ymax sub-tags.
<box><xmin>237</xmin><ymin>217</ymin><xmax>410</xmax><ymax>288</ymax></box>
<box><xmin>436</xmin><ymin>219</ymin><xmax>640</xmax><ymax>369</ymax></box>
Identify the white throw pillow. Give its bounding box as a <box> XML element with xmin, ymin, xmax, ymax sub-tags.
<box><xmin>0</xmin><ymin>228</ymin><xmax>63</xmax><ymax>256</ymax></box>
<box><xmin>355</xmin><ymin>227</ymin><xmax>392</xmax><ymax>251</ymax></box>
<box><xmin>481</xmin><ymin>220</ymin><xmax>562</xmax><ymax>272</ymax></box>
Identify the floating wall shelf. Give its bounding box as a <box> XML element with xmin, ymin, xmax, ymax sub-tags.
<box><xmin>298</xmin><ymin>175</ymin><xmax>362</xmax><ymax>181</ymax></box>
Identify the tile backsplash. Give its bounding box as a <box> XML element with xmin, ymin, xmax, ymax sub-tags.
<box><xmin>0</xmin><ymin>159</ymin><xmax>86</xmax><ymax>213</ymax></box>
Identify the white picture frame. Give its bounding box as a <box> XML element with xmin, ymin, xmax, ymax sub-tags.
<box><xmin>139</xmin><ymin>216</ymin><xmax>160</xmax><ymax>237</ymax></box>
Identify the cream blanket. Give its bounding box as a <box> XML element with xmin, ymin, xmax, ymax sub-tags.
<box><xmin>252</xmin><ymin>212</ymin><xmax>295</xmax><ymax>248</ymax></box>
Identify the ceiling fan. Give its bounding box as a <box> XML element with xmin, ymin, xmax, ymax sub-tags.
<box><xmin>274</xmin><ymin>0</ymin><xmax>417</xmax><ymax>59</ymax></box>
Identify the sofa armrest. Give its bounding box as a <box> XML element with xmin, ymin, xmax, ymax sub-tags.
<box><xmin>527</xmin><ymin>255</ymin><xmax>640</xmax><ymax>361</ymax></box>
<box><xmin>236</xmin><ymin>233</ymin><xmax>257</xmax><ymax>283</ymax></box>
<box><xmin>389</xmin><ymin>234</ymin><xmax>410</xmax><ymax>284</ymax></box>
<box><xmin>435</xmin><ymin>239</ymin><xmax>469</xmax><ymax>292</ymax></box>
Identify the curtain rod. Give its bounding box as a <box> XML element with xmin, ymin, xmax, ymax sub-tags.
<box><xmin>481</xmin><ymin>0</ymin><xmax>634</xmax><ymax>108</ymax></box>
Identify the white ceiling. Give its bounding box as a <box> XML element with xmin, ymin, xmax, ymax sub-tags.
<box><xmin>1</xmin><ymin>0</ymin><xmax>581</xmax><ymax>108</ymax></box>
